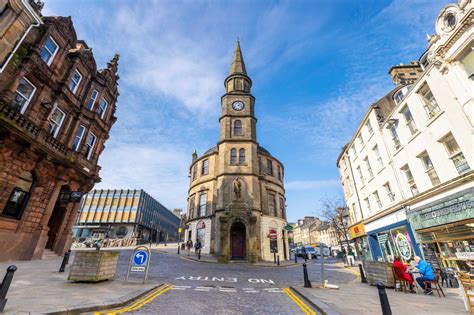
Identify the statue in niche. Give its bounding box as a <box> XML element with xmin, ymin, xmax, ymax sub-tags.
<box><xmin>233</xmin><ymin>179</ymin><xmax>242</xmax><ymax>200</ymax></box>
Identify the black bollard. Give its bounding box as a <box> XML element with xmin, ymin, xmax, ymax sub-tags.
<box><xmin>303</xmin><ymin>263</ymin><xmax>312</xmax><ymax>288</ymax></box>
<box><xmin>59</xmin><ymin>250</ymin><xmax>71</xmax><ymax>273</ymax></box>
<box><xmin>0</xmin><ymin>265</ymin><xmax>18</xmax><ymax>312</ymax></box>
<box><xmin>294</xmin><ymin>251</ymin><xmax>298</xmax><ymax>263</ymax></box>
<box><xmin>359</xmin><ymin>263</ymin><xmax>367</xmax><ymax>283</ymax></box>
<box><xmin>277</xmin><ymin>255</ymin><xmax>280</xmax><ymax>266</ymax></box>
<box><xmin>376</xmin><ymin>282</ymin><xmax>392</xmax><ymax>315</ymax></box>
<box><xmin>273</xmin><ymin>252</ymin><xmax>276</xmax><ymax>264</ymax></box>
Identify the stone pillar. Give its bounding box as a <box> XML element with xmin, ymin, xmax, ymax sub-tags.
<box><xmin>53</xmin><ymin>201</ymin><xmax>80</xmax><ymax>255</ymax></box>
<box><xmin>24</xmin><ymin>179</ymin><xmax>67</xmax><ymax>260</ymax></box>
<box><xmin>218</xmin><ymin>216</ymin><xmax>229</xmax><ymax>263</ymax></box>
<box><xmin>248</xmin><ymin>215</ymin><xmax>259</xmax><ymax>263</ymax></box>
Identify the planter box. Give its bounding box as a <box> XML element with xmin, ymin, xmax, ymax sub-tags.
<box><xmin>68</xmin><ymin>251</ymin><xmax>119</xmax><ymax>282</ymax></box>
<box><xmin>363</xmin><ymin>261</ymin><xmax>395</xmax><ymax>287</ymax></box>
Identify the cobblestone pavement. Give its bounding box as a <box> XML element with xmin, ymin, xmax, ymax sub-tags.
<box><xmin>105</xmin><ymin>250</ymin><xmax>354</xmax><ymax>314</ymax></box>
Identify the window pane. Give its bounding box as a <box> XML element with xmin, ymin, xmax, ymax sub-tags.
<box><xmin>16</xmin><ymin>79</ymin><xmax>35</xmax><ymax>98</ymax></box>
<box><xmin>230</xmin><ymin>149</ymin><xmax>237</xmax><ymax>164</ymax></box>
<box><xmin>72</xmin><ymin>125</ymin><xmax>85</xmax><ymax>151</ymax></box>
<box><xmin>239</xmin><ymin>148</ymin><xmax>245</xmax><ymax>164</ymax></box>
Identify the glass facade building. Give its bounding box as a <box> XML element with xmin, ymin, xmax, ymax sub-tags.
<box><xmin>73</xmin><ymin>189</ymin><xmax>180</xmax><ymax>243</ymax></box>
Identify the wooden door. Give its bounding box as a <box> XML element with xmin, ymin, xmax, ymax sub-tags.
<box><xmin>231</xmin><ymin>231</ymin><xmax>244</xmax><ymax>258</ymax></box>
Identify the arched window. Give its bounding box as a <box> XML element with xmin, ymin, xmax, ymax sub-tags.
<box><xmin>230</xmin><ymin>148</ymin><xmax>237</xmax><ymax>164</ymax></box>
<box><xmin>3</xmin><ymin>171</ymin><xmax>35</xmax><ymax>219</ymax></box>
<box><xmin>234</xmin><ymin>120</ymin><xmax>242</xmax><ymax>135</ymax></box>
<box><xmin>239</xmin><ymin>148</ymin><xmax>245</xmax><ymax>164</ymax></box>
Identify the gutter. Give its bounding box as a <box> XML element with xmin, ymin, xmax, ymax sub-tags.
<box><xmin>0</xmin><ymin>0</ymin><xmax>42</xmax><ymax>73</ymax></box>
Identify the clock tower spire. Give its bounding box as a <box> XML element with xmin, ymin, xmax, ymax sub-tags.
<box><xmin>220</xmin><ymin>41</ymin><xmax>256</xmax><ymax>142</ymax></box>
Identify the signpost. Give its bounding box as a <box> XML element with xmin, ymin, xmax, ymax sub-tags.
<box><xmin>125</xmin><ymin>246</ymin><xmax>151</xmax><ymax>284</ymax></box>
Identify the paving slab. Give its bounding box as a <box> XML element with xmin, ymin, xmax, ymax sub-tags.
<box><xmin>294</xmin><ymin>280</ymin><xmax>467</xmax><ymax>314</ymax></box>
<box><xmin>0</xmin><ymin>253</ymin><xmax>161</xmax><ymax>314</ymax></box>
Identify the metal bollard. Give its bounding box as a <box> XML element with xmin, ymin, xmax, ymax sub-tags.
<box><xmin>277</xmin><ymin>255</ymin><xmax>280</xmax><ymax>266</ymax></box>
<box><xmin>294</xmin><ymin>251</ymin><xmax>297</xmax><ymax>263</ymax></box>
<box><xmin>359</xmin><ymin>263</ymin><xmax>367</xmax><ymax>283</ymax></box>
<box><xmin>0</xmin><ymin>265</ymin><xmax>17</xmax><ymax>312</ymax></box>
<box><xmin>303</xmin><ymin>263</ymin><xmax>312</xmax><ymax>288</ymax></box>
<box><xmin>273</xmin><ymin>252</ymin><xmax>276</xmax><ymax>264</ymax></box>
<box><xmin>59</xmin><ymin>250</ymin><xmax>71</xmax><ymax>273</ymax></box>
<box><xmin>376</xmin><ymin>282</ymin><xmax>392</xmax><ymax>315</ymax></box>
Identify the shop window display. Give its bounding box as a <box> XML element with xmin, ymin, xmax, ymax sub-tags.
<box><xmin>376</xmin><ymin>227</ymin><xmax>414</xmax><ymax>262</ymax></box>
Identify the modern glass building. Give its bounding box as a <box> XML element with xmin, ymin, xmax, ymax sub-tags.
<box><xmin>73</xmin><ymin>189</ymin><xmax>180</xmax><ymax>243</ymax></box>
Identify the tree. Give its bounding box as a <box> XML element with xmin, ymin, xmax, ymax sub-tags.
<box><xmin>320</xmin><ymin>195</ymin><xmax>351</xmax><ymax>260</ymax></box>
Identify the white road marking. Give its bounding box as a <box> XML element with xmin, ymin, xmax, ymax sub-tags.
<box><xmin>174</xmin><ymin>286</ymin><xmax>191</xmax><ymax>288</ymax></box>
<box><xmin>171</xmin><ymin>287</ymin><xmax>187</xmax><ymax>290</ymax></box>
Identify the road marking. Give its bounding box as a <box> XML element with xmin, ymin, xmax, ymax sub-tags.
<box><xmin>283</xmin><ymin>288</ymin><xmax>316</xmax><ymax>315</ymax></box>
<box><xmin>95</xmin><ymin>284</ymin><xmax>173</xmax><ymax>314</ymax></box>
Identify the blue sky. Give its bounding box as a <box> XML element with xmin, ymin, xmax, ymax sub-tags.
<box><xmin>43</xmin><ymin>0</ymin><xmax>450</xmax><ymax>222</ymax></box>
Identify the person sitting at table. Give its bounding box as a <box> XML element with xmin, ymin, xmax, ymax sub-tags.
<box><xmin>393</xmin><ymin>256</ymin><xmax>415</xmax><ymax>293</ymax></box>
<box><xmin>414</xmin><ymin>256</ymin><xmax>436</xmax><ymax>295</ymax></box>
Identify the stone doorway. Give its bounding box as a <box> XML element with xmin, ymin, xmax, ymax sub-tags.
<box><xmin>45</xmin><ymin>186</ymin><xmax>70</xmax><ymax>250</ymax></box>
<box><xmin>230</xmin><ymin>222</ymin><xmax>246</xmax><ymax>259</ymax></box>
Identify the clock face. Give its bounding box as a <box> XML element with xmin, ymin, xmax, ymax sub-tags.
<box><xmin>232</xmin><ymin>101</ymin><xmax>245</xmax><ymax>111</ymax></box>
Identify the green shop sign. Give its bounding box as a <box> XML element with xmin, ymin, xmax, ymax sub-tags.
<box><xmin>407</xmin><ymin>188</ymin><xmax>473</xmax><ymax>230</ymax></box>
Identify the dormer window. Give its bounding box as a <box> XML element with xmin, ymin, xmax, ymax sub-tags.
<box><xmin>68</xmin><ymin>70</ymin><xmax>82</xmax><ymax>94</ymax></box>
<box><xmin>444</xmin><ymin>13</ymin><xmax>456</xmax><ymax>29</ymax></box>
<box><xmin>393</xmin><ymin>86</ymin><xmax>411</xmax><ymax>105</ymax></box>
<box><xmin>39</xmin><ymin>36</ymin><xmax>58</xmax><ymax>66</ymax></box>
<box><xmin>98</xmin><ymin>98</ymin><xmax>108</xmax><ymax>119</ymax></box>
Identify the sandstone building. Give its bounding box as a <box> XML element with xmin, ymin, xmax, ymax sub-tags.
<box><xmin>337</xmin><ymin>0</ymin><xmax>473</xmax><ymax>271</ymax></box>
<box><xmin>185</xmin><ymin>42</ymin><xmax>288</xmax><ymax>262</ymax></box>
<box><xmin>0</xmin><ymin>10</ymin><xmax>119</xmax><ymax>261</ymax></box>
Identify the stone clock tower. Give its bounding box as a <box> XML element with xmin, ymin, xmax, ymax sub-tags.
<box><xmin>185</xmin><ymin>41</ymin><xmax>288</xmax><ymax>263</ymax></box>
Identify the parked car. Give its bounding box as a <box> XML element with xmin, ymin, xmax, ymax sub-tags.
<box><xmin>297</xmin><ymin>245</ymin><xmax>316</xmax><ymax>258</ymax></box>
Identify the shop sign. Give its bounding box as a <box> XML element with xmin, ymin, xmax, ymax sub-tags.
<box><xmin>455</xmin><ymin>252</ymin><xmax>474</xmax><ymax>259</ymax></box>
<box><xmin>349</xmin><ymin>224</ymin><xmax>365</xmax><ymax>239</ymax></box>
<box><xmin>407</xmin><ymin>189</ymin><xmax>473</xmax><ymax>230</ymax></box>
<box><xmin>394</xmin><ymin>232</ymin><xmax>412</xmax><ymax>260</ymax></box>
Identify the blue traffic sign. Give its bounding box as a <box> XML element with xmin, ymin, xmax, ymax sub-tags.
<box><xmin>133</xmin><ymin>250</ymin><xmax>148</xmax><ymax>265</ymax></box>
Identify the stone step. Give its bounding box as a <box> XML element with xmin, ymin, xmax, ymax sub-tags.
<box><xmin>41</xmin><ymin>250</ymin><xmax>61</xmax><ymax>260</ymax></box>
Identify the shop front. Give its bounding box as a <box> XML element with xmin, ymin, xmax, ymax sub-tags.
<box><xmin>365</xmin><ymin>208</ymin><xmax>421</xmax><ymax>263</ymax></box>
<box><xmin>349</xmin><ymin>223</ymin><xmax>371</xmax><ymax>261</ymax></box>
<box><xmin>407</xmin><ymin>187</ymin><xmax>473</xmax><ymax>272</ymax></box>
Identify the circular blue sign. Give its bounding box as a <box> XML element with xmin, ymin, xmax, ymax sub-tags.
<box><xmin>133</xmin><ymin>250</ymin><xmax>148</xmax><ymax>265</ymax></box>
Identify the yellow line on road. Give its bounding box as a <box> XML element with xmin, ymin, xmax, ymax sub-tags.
<box><xmin>283</xmin><ymin>288</ymin><xmax>316</xmax><ymax>315</ymax></box>
<box><xmin>94</xmin><ymin>284</ymin><xmax>173</xmax><ymax>314</ymax></box>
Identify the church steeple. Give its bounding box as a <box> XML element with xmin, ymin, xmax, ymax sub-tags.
<box><xmin>229</xmin><ymin>40</ymin><xmax>247</xmax><ymax>75</ymax></box>
<box><xmin>225</xmin><ymin>40</ymin><xmax>252</xmax><ymax>94</ymax></box>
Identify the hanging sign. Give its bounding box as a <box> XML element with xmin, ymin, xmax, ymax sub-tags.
<box><xmin>394</xmin><ymin>232</ymin><xmax>412</xmax><ymax>260</ymax></box>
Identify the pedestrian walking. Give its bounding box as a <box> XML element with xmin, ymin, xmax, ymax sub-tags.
<box><xmin>195</xmin><ymin>239</ymin><xmax>202</xmax><ymax>259</ymax></box>
<box><xmin>186</xmin><ymin>239</ymin><xmax>193</xmax><ymax>256</ymax></box>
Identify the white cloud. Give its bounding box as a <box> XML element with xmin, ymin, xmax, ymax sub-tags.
<box><xmin>95</xmin><ymin>144</ymin><xmax>190</xmax><ymax>210</ymax></box>
<box><xmin>286</xmin><ymin>179</ymin><xmax>341</xmax><ymax>190</ymax></box>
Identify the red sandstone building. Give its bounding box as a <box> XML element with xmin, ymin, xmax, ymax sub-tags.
<box><xmin>0</xmin><ymin>6</ymin><xmax>119</xmax><ymax>261</ymax></box>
